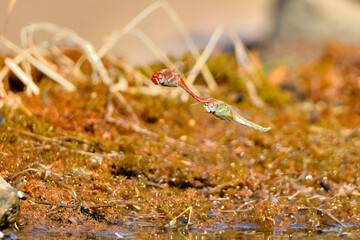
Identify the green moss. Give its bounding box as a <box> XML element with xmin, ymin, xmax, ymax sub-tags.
<box><xmin>1</xmin><ymin>45</ymin><xmax>360</xmax><ymax>234</ymax></box>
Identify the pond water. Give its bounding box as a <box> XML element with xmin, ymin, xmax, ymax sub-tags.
<box><xmin>3</xmin><ymin>226</ymin><xmax>358</xmax><ymax>240</ymax></box>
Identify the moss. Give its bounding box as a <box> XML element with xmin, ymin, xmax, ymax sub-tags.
<box><xmin>1</xmin><ymin>44</ymin><xmax>360</xmax><ymax>235</ymax></box>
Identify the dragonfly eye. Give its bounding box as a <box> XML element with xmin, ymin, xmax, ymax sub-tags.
<box><xmin>204</xmin><ymin>102</ymin><xmax>215</xmax><ymax>113</ymax></box>
<box><xmin>151</xmin><ymin>72</ymin><xmax>164</xmax><ymax>85</ymax></box>
<box><xmin>151</xmin><ymin>72</ymin><xmax>163</xmax><ymax>85</ymax></box>
<box><xmin>151</xmin><ymin>75</ymin><xmax>159</xmax><ymax>85</ymax></box>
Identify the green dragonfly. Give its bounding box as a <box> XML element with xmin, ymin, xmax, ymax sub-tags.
<box><xmin>203</xmin><ymin>99</ymin><xmax>271</xmax><ymax>132</ymax></box>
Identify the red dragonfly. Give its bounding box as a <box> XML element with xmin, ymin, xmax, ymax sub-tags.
<box><xmin>151</xmin><ymin>68</ymin><xmax>211</xmax><ymax>103</ymax></box>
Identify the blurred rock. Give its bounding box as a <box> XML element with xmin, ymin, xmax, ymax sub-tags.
<box><xmin>264</xmin><ymin>0</ymin><xmax>360</xmax><ymax>61</ymax></box>
<box><xmin>0</xmin><ymin>176</ymin><xmax>27</xmax><ymax>231</ymax></box>
<box><xmin>276</xmin><ymin>0</ymin><xmax>360</xmax><ymax>42</ymax></box>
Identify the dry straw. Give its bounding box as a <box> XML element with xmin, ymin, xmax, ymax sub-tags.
<box><xmin>0</xmin><ymin>0</ymin><xmax>267</xmax><ymax>144</ymax></box>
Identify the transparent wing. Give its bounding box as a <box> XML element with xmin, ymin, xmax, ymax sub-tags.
<box><xmin>173</xmin><ymin>61</ymin><xmax>185</xmax><ymax>73</ymax></box>
<box><xmin>190</xmin><ymin>102</ymin><xmax>208</xmax><ymax>114</ymax></box>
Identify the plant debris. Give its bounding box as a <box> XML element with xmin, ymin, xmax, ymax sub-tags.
<box><xmin>1</xmin><ymin>1</ymin><xmax>360</xmax><ymax>238</ymax></box>
<box><xmin>0</xmin><ymin>43</ymin><xmax>360</xmax><ymax>237</ymax></box>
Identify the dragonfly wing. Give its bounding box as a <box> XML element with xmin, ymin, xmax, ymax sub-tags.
<box><xmin>232</xmin><ymin>109</ymin><xmax>271</xmax><ymax>132</ymax></box>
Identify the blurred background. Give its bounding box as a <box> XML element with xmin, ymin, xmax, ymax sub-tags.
<box><xmin>1</xmin><ymin>0</ymin><xmax>360</xmax><ymax>65</ymax></box>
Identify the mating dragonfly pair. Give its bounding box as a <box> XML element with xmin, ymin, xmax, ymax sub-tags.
<box><xmin>151</xmin><ymin>68</ymin><xmax>270</xmax><ymax>132</ymax></box>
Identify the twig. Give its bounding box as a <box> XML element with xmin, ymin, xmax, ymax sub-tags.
<box><xmin>105</xmin><ymin>115</ymin><xmax>179</xmax><ymax>146</ymax></box>
<box><xmin>15</xmin><ymin>128</ymin><xmax>124</xmax><ymax>159</ymax></box>
<box><xmin>169</xmin><ymin>206</ymin><xmax>193</xmax><ymax>227</ymax></box>
<box><xmin>21</xmin><ymin>145</ymin><xmax>51</xmax><ymax>152</ymax></box>
<box><xmin>56</xmin><ymin>181</ymin><xmax>83</xmax><ymax>202</ymax></box>
<box><xmin>29</xmin><ymin>199</ymin><xmax>77</xmax><ymax>208</ymax></box>
<box><xmin>70</xmin><ymin>149</ymin><xmax>120</xmax><ymax>158</ymax></box>
<box><xmin>54</xmin><ymin>134</ymin><xmax>94</xmax><ymax>145</ymax></box>
<box><xmin>15</xmin><ymin>129</ymin><xmax>90</xmax><ymax>149</ymax></box>
<box><xmin>235</xmin><ymin>200</ymin><xmax>257</xmax><ymax>212</ymax></box>
<box><xmin>14</xmin><ymin>128</ymin><xmax>62</xmax><ymax>143</ymax></box>
<box><xmin>30</xmin><ymin>200</ymin><xmax>122</xmax><ymax>225</ymax></box>
<box><xmin>306</xmin><ymin>195</ymin><xmax>329</xmax><ymax>201</ymax></box>
<box><xmin>146</xmin><ymin>181</ymin><xmax>167</xmax><ymax>189</ymax></box>
<box><xmin>298</xmin><ymin>206</ymin><xmax>347</xmax><ymax>228</ymax></box>
<box><xmin>5</xmin><ymin>168</ymin><xmax>41</xmax><ymax>182</ymax></box>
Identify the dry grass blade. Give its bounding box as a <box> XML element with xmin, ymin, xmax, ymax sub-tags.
<box><xmin>227</xmin><ymin>28</ymin><xmax>253</xmax><ymax>72</ymax></box>
<box><xmin>0</xmin><ymin>92</ymin><xmax>32</xmax><ymax>116</ymax></box>
<box><xmin>47</xmin><ymin>45</ymin><xmax>84</xmax><ymax>80</ymax></box>
<box><xmin>83</xmin><ymin>42</ymin><xmax>112</xmax><ymax>84</ymax></box>
<box><xmin>0</xmin><ymin>36</ymin><xmax>76</xmax><ymax>91</ymax></box>
<box><xmin>161</xmin><ymin>0</ymin><xmax>217</xmax><ymax>90</ymax></box>
<box><xmin>0</xmin><ymin>65</ymin><xmax>9</xmax><ymax>84</ymax></box>
<box><xmin>21</xmin><ymin>23</ymin><xmax>140</xmax><ymax>131</ymax></box>
<box><xmin>107</xmin><ymin>56</ymin><xmax>148</xmax><ymax>87</ymax></box>
<box><xmin>14</xmin><ymin>128</ymin><xmax>62</xmax><ymax>143</ymax></box>
<box><xmin>129</xmin><ymin>29</ymin><xmax>174</xmax><ymax>67</ymax></box>
<box><xmin>3</xmin><ymin>0</ymin><xmax>17</xmax><ymax>36</ymax></box>
<box><xmin>187</xmin><ymin>25</ymin><xmax>224</xmax><ymax>86</ymax></box>
<box><xmin>227</xmin><ymin>28</ymin><xmax>265</xmax><ymax>108</ymax></box>
<box><xmin>245</xmin><ymin>79</ymin><xmax>265</xmax><ymax>108</ymax></box>
<box><xmin>21</xmin><ymin>23</ymin><xmax>112</xmax><ymax>85</ymax></box>
<box><xmin>98</xmin><ymin>1</ymin><xmax>162</xmax><ymax>58</ymax></box>
<box><xmin>105</xmin><ymin>94</ymin><xmax>191</xmax><ymax>148</ymax></box>
<box><xmin>49</xmin><ymin>45</ymin><xmax>76</xmax><ymax>69</ymax></box>
<box><xmin>113</xmin><ymin>90</ymin><xmax>141</xmax><ymax>126</ymax></box>
<box><xmin>0</xmin><ymin>52</ymin><xmax>29</xmax><ymax>85</ymax></box>
<box><xmin>4</xmin><ymin>57</ymin><xmax>40</xmax><ymax>95</ymax></box>
<box><xmin>105</xmin><ymin>115</ymin><xmax>180</xmax><ymax>147</ymax></box>
<box><xmin>110</xmin><ymin>74</ymin><xmax>128</xmax><ymax>92</ymax></box>
<box><xmin>168</xmin><ymin>206</ymin><xmax>193</xmax><ymax>227</ymax></box>
<box><xmin>0</xmin><ymin>82</ymin><xmax>6</xmax><ymax>97</ymax></box>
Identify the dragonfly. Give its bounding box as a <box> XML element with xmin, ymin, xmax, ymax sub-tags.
<box><xmin>151</xmin><ymin>68</ymin><xmax>212</xmax><ymax>103</ymax></box>
<box><xmin>203</xmin><ymin>99</ymin><xmax>271</xmax><ymax>132</ymax></box>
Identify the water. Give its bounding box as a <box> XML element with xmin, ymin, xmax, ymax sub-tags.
<box><xmin>3</xmin><ymin>225</ymin><xmax>359</xmax><ymax>239</ymax></box>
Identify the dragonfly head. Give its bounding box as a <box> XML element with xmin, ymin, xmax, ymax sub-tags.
<box><xmin>204</xmin><ymin>101</ymin><xmax>215</xmax><ymax>113</ymax></box>
<box><xmin>151</xmin><ymin>72</ymin><xmax>164</xmax><ymax>85</ymax></box>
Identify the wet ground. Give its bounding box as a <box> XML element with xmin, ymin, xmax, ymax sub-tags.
<box><xmin>1</xmin><ymin>43</ymin><xmax>360</xmax><ymax>239</ymax></box>
<box><xmin>4</xmin><ymin>226</ymin><xmax>360</xmax><ymax>239</ymax></box>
